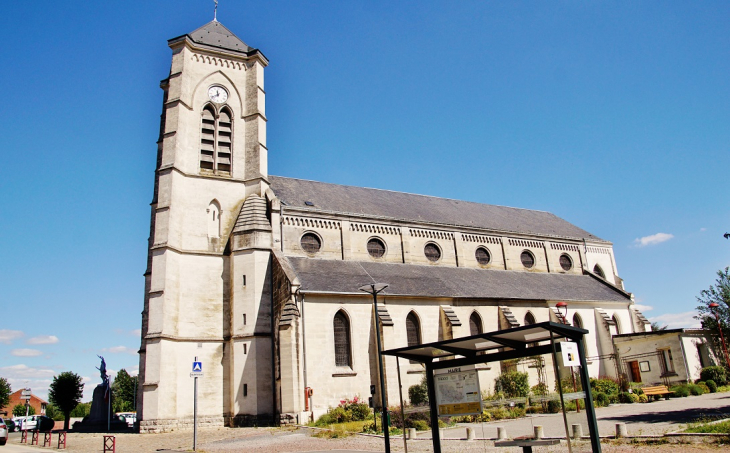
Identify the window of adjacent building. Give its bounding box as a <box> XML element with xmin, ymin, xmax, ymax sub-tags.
<box><xmin>520</xmin><ymin>250</ymin><xmax>535</xmax><ymax>268</ymax></box>
<box><xmin>207</xmin><ymin>200</ymin><xmax>221</xmax><ymax>238</ymax></box>
<box><xmin>475</xmin><ymin>247</ymin><xmax>491</xmax><ymax>266</ymax></box>
<box><xmin>200</xmin><ymin>104</ymin><xmax>233</xmax><ymax>175</ymax></box>
<box><xmin>333</xmin><ymin>311</ymin><xmax>351</xmax><ymax>367</ymax></box>
<box><xmin>593</xmin><ymin>264</ymin><xmax>605</xmax><ymax>279</ymax></box>
<box><xmin>658</xmin><ymin>348</ymin><xmax>675</xmax><ymax>375</ymax></box>
<box><xmin>469</xmin><ymin>312</ymin><xmax>483</xmax><ymax>336</ymax></box>
<box><xmin>424</xmin><ymin>243</ymin><xmax>441</xmax><ymax>262</ymax></box>
<box><xmin>300</xmin><ymin>233</ymin><xmax>321</xmax><ymax>254</ymax></box>
<box><xmin>367</xmin><ymin>237</ymin><xmax>386</xmax><ymax>258</ymax></box>
<box><xmin>559</xmin><ymin>254</ymin><xmax>573</xmax><ymax>271</ymax></box>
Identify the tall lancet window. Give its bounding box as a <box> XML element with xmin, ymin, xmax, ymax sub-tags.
<box><xmin>200</xmin><ymin>104</ymin><xmax>233</xmax><ymax>175</ymax></box>
<box><xmin>333</xmin><ymin>311</ymin><xmax>351</xmax><ymax>367</ymax></box>
<box><xmin>207</xmin><ymin>201</ymin><xmax>221</xmax><ymax>238</ymax></box>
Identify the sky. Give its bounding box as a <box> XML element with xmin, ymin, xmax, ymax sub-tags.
<box><xmin>1</xmin><ymin>1</ymin><xmax>728</xmax><ymax>402</ymax></box>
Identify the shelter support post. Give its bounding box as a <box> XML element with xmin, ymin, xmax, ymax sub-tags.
<box><xmin>425</xmin><ymin>362</ymin><xmax>441</xmax><ymax>453</ymax></box>
<box><xmin>577</xmin><ymin>336</ymin><xmax>601</xmax><ymax>453</ymax></box>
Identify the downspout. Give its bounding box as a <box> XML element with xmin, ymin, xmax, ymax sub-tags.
<box><xmin>678</xmin><ymin>333</ymin><xmax>691</xmax><ymax>383</ymax></box>
<box><xmin>269</xmin><ymin>254</ymin><xmax>277</xmax><ymax>424</ymax></box>
<box><xmin>299</xmin><ymin>290</ymin><xmax>309</xmax><ymax>420</ymax></box>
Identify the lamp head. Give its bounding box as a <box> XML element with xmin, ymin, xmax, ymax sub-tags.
<box><xmin>709</xmin><ymin>303</ymin><xmax>720</xmax><ymax>309</ymax></box>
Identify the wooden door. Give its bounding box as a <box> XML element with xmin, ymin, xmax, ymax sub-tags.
<box><xmin>629</xmin><ymin>361</ymin><xmax>642</xmax><ymax>382</ymax></box>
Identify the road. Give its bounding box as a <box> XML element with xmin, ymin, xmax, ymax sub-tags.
<box><xmin>2</xmin><ymin>432</ymin><xmax>39</xmax><ymax>452</ymax></box>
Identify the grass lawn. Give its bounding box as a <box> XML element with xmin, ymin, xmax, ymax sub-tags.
<box><xmin>684</xmin><ymin>419</ymin><xmax>730</xmax><ymax>434</ymax></box>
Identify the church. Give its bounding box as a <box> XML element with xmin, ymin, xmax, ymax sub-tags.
<box><xmin>137</xmin><ymin>19</ymin><xmax>651</xmax><ymax>432</ymax></box>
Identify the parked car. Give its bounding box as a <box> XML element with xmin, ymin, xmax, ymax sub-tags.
<box><xmin>117</xmin><ymin>412</ymin><xmax>136</xmax><ymax>428</ymax></box>
<box><xmin>16</xmin><ymin>415</ymin><xmax>37</xmax><ymax>430</ymax></box>
<box><xmin>3</xmin><ymin>418</ymin><xmax>16</xmax><ymax>433</ymax></box>
<box><xmin>0</xmin><ymin>417</ymin><xmax>8</xmax><ymax>445</ymax></box>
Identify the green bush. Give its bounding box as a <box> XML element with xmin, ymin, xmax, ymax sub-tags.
<box><xmin>671</xmin><ymin>385</ymin><xmax>690</xmax><ymax>398</ymax></box>
<box><xmin>700</xmin><ymin>366</ymin><xmax>727</xmax><ymax>386</ymax></box>
<box><xmin>494</xmin><ymin>371</ymin><xmax>530</xmax><ymax>398</ymax></box>
<box><xmin>688</xmin><ymin>384</ymin><xmax>706</xmax><ymax>396</ymax></box>
<box><xmin>697</xmin><ymin>383</ymin><xmax>710</xmax><ymax>394</ymax></box>
<box><xmin>706</xmin><ymin>380</ymin><xmax>718</xmax><ymax>393</ymax></box>
<box><xmin>594</xmin><ymin>392</ymin><xmax>609</xmax><ymax>407</ymax></box>
<box><xmin>638</xmin><ymin>394</ymin><xmax>648</xmax><ymax>403</ymax></box>
<box><xmin>412</xmin><ymin>420</ymin><xmax>429</xmax><ymax>431</ymax></box>
<box><xmin>531</xmin><ymin>382</ymin><xmax>548</xmax><ymax>396</ymax></box>
<box><xmin>546</xmin><ymin>400</ymin><xmax>561</xmax><ymax>413</ymax></box>
<box><xmin>590</xmin><ymin>377</ymin><xmax>620</xmax><ymax>395</ymax></box>
<box><xmin>618</xmin><ymin>392</ymin><xmax>637</xmax><ymax>404</ymax></box>
<box><xmin>408</xmin><ymin>376</ymin><xmax>429</xmax><ymax>406</ymax></box>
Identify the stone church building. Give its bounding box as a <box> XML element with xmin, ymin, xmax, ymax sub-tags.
<box><xmin>137</xmin><ymin>20</ymin><xmax>651</xmax><ymax>432</ymax></box>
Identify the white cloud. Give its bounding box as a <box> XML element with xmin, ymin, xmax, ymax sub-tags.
<box><xmin>0</xmin><ymin>329</ymin><xmax>24</xmax><ymax>344</ymax></box>
<box><xmin>102</xmin><ymin>346</ymin><xmax>137</xmax><ymax>355</ymax></box>
<box><xmin>11</xmin><ymin>349</ymin><xmax>43</xmax><ymax>357</ymax></box>
<box><xmin>700</xmin><ymin>228</ymin><xmax>707</xmax><ymax>232</ymax></box>
<box><xmin>633</xmin><ymin>304</ymin><xmax>654</xmax><ymax>312</ymax></box>
<box><xmin>0</xmin><ymin>364</ymin><xmax>58</xmax><ymax>400</ymax></box>
<box><xmin>130</xmin><ymin>329</ymin><xmax>141</xmax><ymax>337</ymax></box>
<box><xmin>649</xmin><ymin>311</ymin><xmax>702</xmax><ymax>329</ymax></box>
<box><xmin>633</xmin><ymin>232</ymin><xmax>674</xmax><ymax>247</ymax></box>
<box><xmin>26</xmin><ymin>335</ymin><xmax>59</xmax><ymax>345</ymax></box>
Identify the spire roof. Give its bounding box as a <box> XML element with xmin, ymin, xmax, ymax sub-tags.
<box><xmin>185</xmin><ymin>20</ymin><xmax>253</xmax><ymax>54</ymax></box>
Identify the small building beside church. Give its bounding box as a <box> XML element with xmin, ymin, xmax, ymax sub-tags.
<box><xmin>137</xmin><ymin>19</ymin><xmax>652</xmax><ymax>432</ymax></box>
<box><xmin>1</xmin><ymin>390</ymin><xmax>47</xmax><ymax>417</ymax></box>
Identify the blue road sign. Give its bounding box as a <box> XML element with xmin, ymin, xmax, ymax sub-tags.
<box><xmin>193</xmin><ymin>361</ymin><xmax>202</xmax><ymax>372</ymax></box>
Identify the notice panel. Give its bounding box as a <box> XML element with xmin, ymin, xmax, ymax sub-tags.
<box><xmin>434</xmin><ymin>366</ymin><xmax>482</xmax><ymax>416</ymax></box>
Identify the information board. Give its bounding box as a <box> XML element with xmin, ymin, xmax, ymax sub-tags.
<box><xmin>434</xmin><ymin>366</ymin><xmax>482</xmax><ymax>416</ymax></box>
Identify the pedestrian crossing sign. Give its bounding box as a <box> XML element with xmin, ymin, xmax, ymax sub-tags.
<box><xmin>193</xmin><ymin>361</ymin><xmax>202</xmax><ymax>372</ymax></box>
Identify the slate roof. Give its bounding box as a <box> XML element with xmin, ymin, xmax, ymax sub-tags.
<box><xmin>173</xmin><ymin>21</ymin><xmax>260</xmax><ymax>56</ymax></box>
<box><xmin>286</xmin><ymin>257</ymin><xmax>630</xmax><ymax>302</ymax></box>
<box><xmin>269</xmin><ymin>176</ymin><xmax>605</xmax><ymax>242</ymax></box>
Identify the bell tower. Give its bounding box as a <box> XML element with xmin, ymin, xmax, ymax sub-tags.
<box><xmin>138</xmin><ymin>20</ymin><xmax>270</xmax><ymax>432</ymax></box>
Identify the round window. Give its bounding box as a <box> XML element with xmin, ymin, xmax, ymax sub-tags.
<box><xmin>559</xmin><ymin>254</ymin><xmax>573</xmax><ymax>271</ymax></box>
<box><xmin>520</xmin><ymin>250</ymin><xmax>535</xmax><ymax>268</ymax></box>
<box><xmin>424</xmin><ymin>243</ymin><xmax>441</xmax><ymax>262</ymax></box>
<box><xmin>367</xmin><ymin>238</ymin><xmax>386</xmax><ymax>258</ymax></box>
<box><xmin>300</xmin><ymin>233</ymin><xmax>321</xmax><ymax>254</ymax></box>
<box><xmin>475</xmin><ymin>247</ymin><xmax>491</xmax><ymax>265</ymax></box>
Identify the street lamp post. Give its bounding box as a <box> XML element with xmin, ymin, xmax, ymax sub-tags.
<box><xmin>708</xmin><ymin>303</ymin><xmax>730</xmax><ymax>371</ymax></box>
<box><xmin>360</xmin><ymin>283</ymin><xmax>390</xmax><ymax>453</ymax></box>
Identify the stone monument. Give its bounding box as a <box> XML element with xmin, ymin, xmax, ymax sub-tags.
<box><xmin>73</xmin><ymin>356</ymin><xmax>129</xmax><ymax>432</ymax></box>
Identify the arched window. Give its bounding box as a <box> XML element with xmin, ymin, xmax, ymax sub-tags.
<box><xmin>612</xmin><ymin>315</ymin><xmax>622</xmax><ymax>334</ymax></box>
<box><xmin>524</xmin><ymin>312</ymin><xmax>536</xmax><ymax>326</ymax></box>
<box><xmin>573</xmin><ymin>313</ymin><xmax>583</xmax><ymax>329</ymax></box>
<box><xmin>207</xmin><ymin>200</ymin><xmax>221</xmax><ymax>238</ymax></box>
<box><xmin>469</xmin><ymin>312</ymin><xmax>483</xmax><ymax>336</ymax></box>
<box><xmin>333</xmin><ymin>311</ymin><xmax>351</xmax><ymax>367</ymax></box>
<box><xmin>199</xmin><ymin>104</ymin><xmax>233</xmax><ymax>174</ymax></box>
<box><xmin>406</xmin><ymin>312</ymin><xmax>421</xmax><ymax>346</ymax></box>
<box><xmin>593</xmin><ymin>265</ymin><xmax>605</xmax><ymax>279</ymax></box>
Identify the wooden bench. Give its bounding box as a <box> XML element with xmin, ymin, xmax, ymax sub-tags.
<box><xmin>641</xmin><ymin>385</ymin><xmax>671</xmax><ymax>401</ymax></box>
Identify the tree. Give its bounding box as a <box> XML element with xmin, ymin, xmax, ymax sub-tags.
<box><xmin>651</xmin><ymin>322</ymin><xmax>668</xmax><ymax>332</ymax></box>
<box><xmin>111</xmin><ymin>369</ymin><xmax>138</xmax><ymax>413</ymax></box>
<box><xmin>70</xmin><ymin>402</ymin><xmax>91</xmax><ymax>418</ymax></box>
<box><xmin>695</xmin><ymin>267</ymin><xmax>730</xmax><ymax>370</ymax></box>
<box><xmin>45</xmin><ymin>403</ymin><xmax>64</xmax><ymax>421</ymax></box>
<box><xmin>48</xmin><ymin>372</ymin><xmax>84</xmax><ymax>430</ymax></box>
<box><xmin>12</xmin><ymin>403</ymin><xmax>35</xmax><ymax>417</ymax></box>
<box><xmin>0</xmin><ymin>377</ymin><xmax>10</xmax><ymax>410</ymax></box>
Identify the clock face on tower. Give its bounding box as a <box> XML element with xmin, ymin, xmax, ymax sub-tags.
<box><xmin>208</xmin><ymin>86</ymin><xmax>228</xmax><ymax>103</ymax></box>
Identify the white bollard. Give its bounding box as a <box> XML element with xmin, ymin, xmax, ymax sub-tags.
<box><xmin>572</xmin><ymin>424</ymin><xmax>583</xmax><ymax>439</ymax></box>
<box><xmin>440</xmin><ymin>428</ymin><xmax>446</xmax><ymax>439</ymax></box>
<box><xmin>615</xmin><ymin>423</ymin><xmax>628</xmax><ymax>438</ymax></box>
<box><xmin>407</xmin><ymin>428</ymin><xmax>417</xmax><ymax>439</ymax></box>
<box><xmin>534</xmin><ymin>425</ymin><xmax>544</xmax><ymax>439</ymax></box>
<box><xmin>466</xmin><ymin>427</ymin><xmax>474</xmax><ymax>441</ymax></box>
<box><xmin>497</xmin><ymin>426</ymin><xmax>507</xmax><ymax>440</ymax></box>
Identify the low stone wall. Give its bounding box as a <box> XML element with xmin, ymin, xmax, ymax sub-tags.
<box><xmin>139</xmin><ymin>416</ymin><xmax>225</xmax><ymax>433</ymax></box>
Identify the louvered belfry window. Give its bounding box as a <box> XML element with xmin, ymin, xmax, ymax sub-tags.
<box><xmin>333</xmin><ymin>311</ymin><xmax>351</xmax><ymax>367</ymax></box>
<box><xmin>469</xmin><ymin>312</ymin><xmax>482</xmax><ymax>336</ymax></box>
<box><xmin>200</xmin><ymin>105</ymin><xmax>233</xmax><ymax>174</ymax></box>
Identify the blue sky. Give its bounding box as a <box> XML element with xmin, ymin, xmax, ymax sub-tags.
<box><xmin>1</xmin><ymin>1</ymin><xmax>728</xmax><ymax>401</ymax></box>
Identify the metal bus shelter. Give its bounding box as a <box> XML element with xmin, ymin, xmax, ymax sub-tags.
<box><xmin>382</xmin><ymin>321</ymin><xmax>600</xmax><ymax>453</ymax></box>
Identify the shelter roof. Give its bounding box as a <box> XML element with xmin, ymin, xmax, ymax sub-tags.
<box><xmin>382</xmin><ymin>321</ymin><xmax>587</xmax><ymax>363</ymax></box>
<box><xmin>269</xmin><ymin>176</ymin><xmax>605</xmax><ymax>242</ymax></box>
<box><xmin>286</xmin><ymin>257</ymin><xmax>630</xmax><ymax>302</ymax></box>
